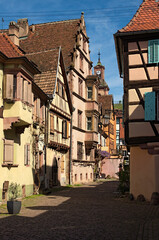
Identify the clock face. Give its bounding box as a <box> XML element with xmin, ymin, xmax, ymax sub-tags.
<box><xmin>96</xmin><ymin>70</ymin><xmax>101</xmax><ymax>75</ymax></box>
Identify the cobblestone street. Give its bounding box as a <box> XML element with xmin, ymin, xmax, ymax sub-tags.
<box><xmin>0</xmin><ymin>181</ymin><xmax>159</xmax><ymax>240</ymax></box>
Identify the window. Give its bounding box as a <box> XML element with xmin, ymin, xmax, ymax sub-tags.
<box><xmin>50</xmin><ymin>113</ymin><xmax>54</xmax><ymax>133</ymax></box>
<box><xmin>78</xmin><ymin>78</ymin><xmax>83</xmax><ymax>96</ymax></box>
<box><xmin>75</xmin><ymin>174</ymin><xmax>77</xmax><ymax>182</ymax></box>
<box><xmin>5</xmin><ymin>74</ymin><xmax>32</xmax><ymax>104</ymax></box>
<box><xmin>148</xmin><ymin>40</ymin><xmax>159</xmax><ymax>63</ymax></box>
<box><xmin>87</xmin><ymin>86</ymin><xmax>92</xmax><ymax>99</ymax></box>
<box><xmin>78</xmin><ymin>110</ymin><xmax>82</xmax><ymax>128</ymax></box>
<box><xmin>57</xmin><ymin>80</ymin><xmax>64</xmax><ymax>98</ymax></box>
<box><xmin>3</xmin><ymin>139</ymin><xmax>14</xmax><ymax>164</ymax></box>
<box><xmin>86</xmin><ymin>173</ymin><xmax>88</xmax><ymax>180</ymax></box>
<box><xmin>77</xmin><ymin>142</ymin><xmax>83</xmax><ymax>160</ymax></box>
<box><xmin>62</xmin><ymin>120</ymin><xmax>67</xmax><ymax>139</ymax></box>
<box><xmin>80</xmin><ymin>173</ymin><xmax>82</xmax><ymax>181</ymax></box>
<box><xmin>40</xmin><ymin>102</ymin><xmax>45</xmax><ymax>124</ymax></box>
<box><xmin>24</xmin><ymin>144</ymin><xmax>30</xmax><ymax>166</ymax></box>
<box><xmin>87</xmin><ymin>116</ymin><xmax>92</xmax><ymax>131</ymax></box>
<box><xmin>80</xmin><ymin>53</ymin><xmax>83</xmax><ymax>71</ymax></box>
<box><xmin>83</xmin><ymin>37</ymin><xmax>87</xmax><ymax>52</ymax></box>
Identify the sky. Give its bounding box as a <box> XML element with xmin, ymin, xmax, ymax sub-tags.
<box><xmin>0</xmin><ymin>0</ymin><xmax>143</xmax><ymax>102</ymax></box>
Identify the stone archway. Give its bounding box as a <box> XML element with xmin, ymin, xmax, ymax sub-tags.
<box><xmin>52</xmin><ymin>157</ymin><xmax>58</xmax><ymax>186</ymax></box>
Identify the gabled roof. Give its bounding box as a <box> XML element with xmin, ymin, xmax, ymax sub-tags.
<box><xmin>119</xmin><ymin>0</ymin><xmax>159</xmax><ymax>33</ymax></box>
<box><xmin>29</xmin><ymin>47</ymin><xmax>59</xmax><ymax>96</ymax></box>
<box><xmin>34</xmin><ymin>70</ymin><xmax>57</xmax><ymax>96</ymax></box>
<box><xmin>0</xmin><ymin>33</ymin><xmax>23</xmax><ymax>58</ymax></box>
<box><xmin>19</xmin><ymin>19</ymin><xmax>81</xmax><ymax>70</ymax></box>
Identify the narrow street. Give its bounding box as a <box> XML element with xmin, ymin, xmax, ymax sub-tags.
<box><xmin>0</xmin><ymin>181</ymin><xmax>159</xmax><ymax>240</ymax></box>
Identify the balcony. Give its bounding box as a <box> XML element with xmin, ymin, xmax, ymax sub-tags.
<box><xmin>3</xmin><ymin>101</ymin><xmax>32</xmax><ymax>131</ymax></box>
<box><xmin>48</xmin><ymin>131</ymin><xmax>70</xmax><ymax>152</ymax></box>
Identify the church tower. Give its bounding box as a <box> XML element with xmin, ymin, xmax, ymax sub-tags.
<box><xmin>94</xmin><ymin>51</ymin><xmax>109</xmax><ymax>96</ymax></box>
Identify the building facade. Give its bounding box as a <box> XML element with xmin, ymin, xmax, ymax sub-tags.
<box><xmin>114</xmin><ymin>0</ymin><xmax>159</xmax><ymax>200</ymax></box>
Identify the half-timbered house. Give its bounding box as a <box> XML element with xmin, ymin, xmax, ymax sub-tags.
<box><xmin>114</xmin><ymin>0</ymin><xmax>159</xmax><ymax>200</ymax></box>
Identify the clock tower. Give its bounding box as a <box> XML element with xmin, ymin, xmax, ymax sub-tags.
<box><xmin>94</xmin><ymin>51</ymin><xmax>109</xmax><ymax>96</ymax></box>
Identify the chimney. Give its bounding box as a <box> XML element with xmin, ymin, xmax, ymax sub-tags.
<box><xmin>8</xmin><ymin>21</ymin><xmax>19</xmax><ymax>46</ymax></box>
<box><xmin>17</xmin><ymin>18</ymin><xmax>29</xmax><ymax>38</ymax></box>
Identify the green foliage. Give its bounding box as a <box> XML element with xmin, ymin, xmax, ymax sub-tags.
<box><xmin>8</xmin><ymin>183</ymin><xmax>21</xmax><ymax>201</ymax></box>
<box><xmin>118</xmin><ymin>167</ymin><xmax>130</xmax><ymax>194</ymax></box>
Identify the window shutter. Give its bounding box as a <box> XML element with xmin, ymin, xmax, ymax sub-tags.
<box><xmin>24</xmin><ymin>80</ymin><xmax>28</xmax><ymax>102</ymax></box>
<box><xmin>4</xmin><ymin>139</ymin><xmax>14</xmax><ymax>164</ymax></box>
<box><xmin>67</xmin><ymin>121</ymin><xmax>69</xmax><ymax>138</ymax></box>
<box><xmin>28</xmin><ymin>82</ymin><xmax>32</xmax><ymax>104</ymax></box>
<box><xmin>62</xmin><ymin>120</ymin><xmax>64</xmax><ymax>138</ymax></box>
<box><xmin>37</xmin><ymin>98</ymin><xmax>40</xmax><ymax>118</ymax></box>
<box><xmin>154</xmin><ymin>40</ymin><xmax>159</xmax><ymax>63</ymax></box>
<box><xmin>145</xmin><ymin>92</ymin><xmax>156</xmax><ymax>121</ymax></box>
<box><xmin>5</xmin><ymin>74</ymin><xmax>14</xmax><ymax>99</ymax></box>
<box><xmin>24</xmin><ymin>144</ymin><xmax>27</xmax><ymax>165</ymax></box>
<box><xmin>148</xmin><ymin>41</ymin><xmax>154</xmax><ymax>63</ymax></box>
<box><xmin>50</xmin><ymin>113</ymin><xmax>54</xmax><ymax>133</ymax></box>
<box><xmin>27</xmin><ymin>145</ymin><xmax>30</xmax><ymax>165</ymax></box>
<box><xmin>42</xmin><ymin>105</ymin><xmax>45</xmax><ymax>123</ymax></box>
<box><xmin>17</xmin><ymin>76</ymin><xmax>23</xmax><ymax>100</ymax></box>
<box><xmin>65</xmin><ymin>121</ymin><xmax>67</xmax><ymax>138</ymax></box>
<box><xmin>148</xmin><ymin>40</ymin><xmax>159</xmax><ymax>63</ymax></box>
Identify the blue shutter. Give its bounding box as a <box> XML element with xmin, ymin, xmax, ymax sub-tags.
<box><xmin>148</xmin><ymin>40</ymin><xmax>159</xmax><ymax>63</ymax></box>
<box><xmin>145</xmin><ymin>92</ymin><xmax>156</xmax><ymax>121</ymax></box>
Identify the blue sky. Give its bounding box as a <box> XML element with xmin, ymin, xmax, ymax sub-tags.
<box><xmin>0</xmin><ymin>0</ymin><xmax>143</xmax><ymax>102</ymax></box>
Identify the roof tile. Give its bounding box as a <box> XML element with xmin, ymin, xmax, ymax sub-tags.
<box><xmin>119</xmin><ymin>0</ymin><xmax>159</xmax><ymax>33</ymax></box>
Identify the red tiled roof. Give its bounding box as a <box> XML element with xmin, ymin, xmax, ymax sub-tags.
<box><xmin>119</xmin><ymin>0</ymin><xmax>159</xmax><ymax>33</ymax></box>
<box><xmin>19</xmin><ymin>19</ymin><xmax>80</xmax><ymax>70</ymax></box>
<box><xmin>0</xmin><ymin>33</ymin><xmax>23</xmax><ymax>57</ymax></box>
<box><xmin>34</xmin><ymin>70</ymin><xmax>57</xmax><ymax>96</ymax></box>
<box><xmin>28</xmin><ymin>48</ymin><xmax>59</xmax><ymax>95</ymax></box>
<box><xmin>26</xmin><ymin>48</ymin><xmax>59</xmax><ymax>72</ymax></box>
<box><xmin>98</xmin><ymin>95</ymin><xmax>113</xmax><ymax>112</ymax></box>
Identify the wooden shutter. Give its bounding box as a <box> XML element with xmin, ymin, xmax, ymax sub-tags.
<box><xmin>28</xmin><ymin>82</ymin><xmax>32</xmax><ymax>104</ymax></box>
<box><xmin>154</xmin><ymin>40</ymin><xmax>159</xmax><ymax>63</ymax></box>
<box><xmin>37</xmin><ymin>98</ymin><xmax>40</xmax><ymax>119</ymax></box>
<box><xmin>67</xmin><ymin>121</ymin><xmax>69</xmax><ymax>138</ymax></box>
<box><xmin>5</xmin><ymin>74</ymin><xmax>14</xmax><ymax>100</ymax></box>
<box><xmin>148</xmin><ymin>40</ymin><xmax>159</xmax><ymax>63</ymax></box>
<box><xmin>27</xmin><ymin>145</ymin><xmax>30</xmax><ymax>165</ymax></box>
<box><xmin>24</xmin><ymin>80</ymin><xmax>28</xmax><ymax>102</ymax></box>
<box><xmin>145</xmin><ymin>92</ymin><xmax>156</xmax><ymax>121</ymax></box>
<box><xmin>24</xmin><ymin>144</ymin><xmax>27</xmax><ymax>165</ymax></box>
<box><xmin>50</xmin><ymin>113</ymin><xmax>54</xmax><ymax>133</ymax></box>
<box><xmin>17</xmin><ymin>76</ymin><xmax>23</xmax><ymax>100</ymax></box>
<box><xmin>42</xmin><ymin>105</ymin><xmax>45</xmax><ymax>123</ymax></box>
<box><xmin>4</xmin><ymin>139</ymin><xmax>14</xmax><ymax>164</ymax></box>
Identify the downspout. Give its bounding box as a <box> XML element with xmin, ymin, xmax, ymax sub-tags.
<box><xmin>69</xmin><ymin>113</ymin><xmax>73</xmax><ymax>185</ymax></box>
<box><xmin>44</xmin><ymin>100</ymin><xmax>49</xmax><ymax>188</ymax></box>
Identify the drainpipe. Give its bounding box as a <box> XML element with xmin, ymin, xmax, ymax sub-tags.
<box><xmin>44</xmin><ymin>100</ymin><xmax>49</xmax><ymax>188</ymax></box>
<box><xmin>69</xmin><ymin>114</ymin><xmax>73</xmax><ymax>185</ymax></box>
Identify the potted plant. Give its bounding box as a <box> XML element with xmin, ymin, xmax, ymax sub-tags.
<box><xmin>7</xmin><ymin>182</ymin><xmax>21</xmax><ymax>214</ymax></box>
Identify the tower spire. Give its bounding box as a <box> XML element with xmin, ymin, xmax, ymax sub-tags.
<box><xmin>97</xmin><ymin>50</ymin><xmax>102</xmax><ymax>66</ymax></box>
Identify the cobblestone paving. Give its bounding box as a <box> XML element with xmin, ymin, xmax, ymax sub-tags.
<box><xmin>0</xmin><ymin>181</ymin><xmax>159</xmax><ymax>240</ymax></box>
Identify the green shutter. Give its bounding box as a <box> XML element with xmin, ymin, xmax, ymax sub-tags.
<box><xmin>145</xmin><ymin>92</ymin><xmax>156</xmax><ymax>121</ymax></box>
<box><xmin>148</xmin><ymin>40</ymin><xmax>159</xmax><ymax>63</ymax></box>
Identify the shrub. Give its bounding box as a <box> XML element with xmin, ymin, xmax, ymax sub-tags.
<box><xmin>8</xmin><ymin>183</ymin><xmax>21</xmax><ymax>201</ymax></box>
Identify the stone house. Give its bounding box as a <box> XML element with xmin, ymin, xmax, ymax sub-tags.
<box><xmin>0</xmin><ymin>32</ymin><xmax>48</xmax><ymax>201</ymax></box>
<box><xmin>14</xmin><ymin>14</ymin><xmax>100</xmax><ymax>184</ymax></box>
<box><xmin>114</xmin><ymin>0</ymin><xmax>159</xmax><ymax>200</ymax></box>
